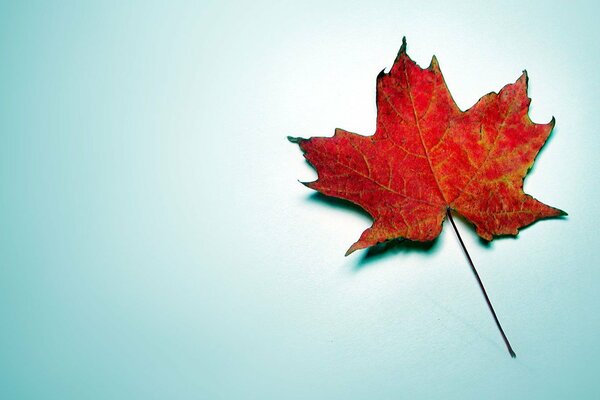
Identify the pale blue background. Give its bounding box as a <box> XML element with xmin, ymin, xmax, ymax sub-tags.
<box><xmin>0</xmin><ymin>1</ymin><xmax>598</xmax><ymax>398</ymax></box>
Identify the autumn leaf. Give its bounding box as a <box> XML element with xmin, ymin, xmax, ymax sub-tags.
<box><xmin>289</xmin><ymin>38</ymin><xmax>565</xmax><ymax>256</ymax></box>
<box><xmin>289</xmin><ymin>39</ymin><xmax>567</xmax><ymax>357</ymax></box>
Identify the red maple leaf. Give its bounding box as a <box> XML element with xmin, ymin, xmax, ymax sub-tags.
<box><xmin>290</xmin><ymin>38</ymin><xmax>565</xmax><ymax>256</ymax></box>
<box><xmin>289</xmin><ymin>39</ymin><xmax>566</xmax><ymax>357</ymax></box>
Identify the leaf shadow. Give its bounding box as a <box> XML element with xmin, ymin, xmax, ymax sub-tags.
<box><xmin>356</xmin><ymin>237</ymin><xmax>441</xmax><ymax>270</ymax></box>
<box><xmin>306</xmin><ymin>192</ymin><xmax>442</xmax><ymax>271</ymax></box>
<box><xmin>306</xmin><ymin>192</ymin><xmax>372</xmax><ymax>221</ymax></box>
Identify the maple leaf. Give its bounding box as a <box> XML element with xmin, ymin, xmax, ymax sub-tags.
<box><xmin>289</xmin><ymin>38</ymin><xmax>565</xmax><ymax>256</ymax></box>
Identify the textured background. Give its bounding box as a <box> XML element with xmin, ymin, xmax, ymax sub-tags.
<box><xmin>1</xmin><ymin>1</ymin><xmax>598</xmax><ymax>398</ymax></box>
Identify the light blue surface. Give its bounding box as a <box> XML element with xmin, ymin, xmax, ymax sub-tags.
<box><xmin>1</xmin><ymin>1</ymin><xmax>599</xmax><ymax>398</ymax></box>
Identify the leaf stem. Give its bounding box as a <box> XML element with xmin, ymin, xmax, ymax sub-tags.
<box><xmin>446</xmin><ymin>208</ymin><xmax>516</xmax><ymax>358</ymax></box>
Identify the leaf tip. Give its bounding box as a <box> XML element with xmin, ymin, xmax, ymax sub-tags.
<box><xmin>345</xmin><ymin>241</ymin><xmax>362</xmax><ymax>256</ymax></box>
<box><xmin>398</xmin><ymin>36</ymin><xmax>407</xmax><ymax>56</ymax></box>
<box><xmin>287</xmin><ymin>136</ymin><xmax>304</xmax><ymax>144</ymax></box>
<box><xmin>479</xmin><ymin>230</ymin><xmax>493</xmax><ymax>242</ymax></box>
<box><xmin>517</xmin><ymin>69</ymin><xmax>529</xmax><ymax>88</ymax></box>
<box><xmin>300</xmin><ymin>180</ymin><xmax>316</xmax><ymax>189</ymax></box>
